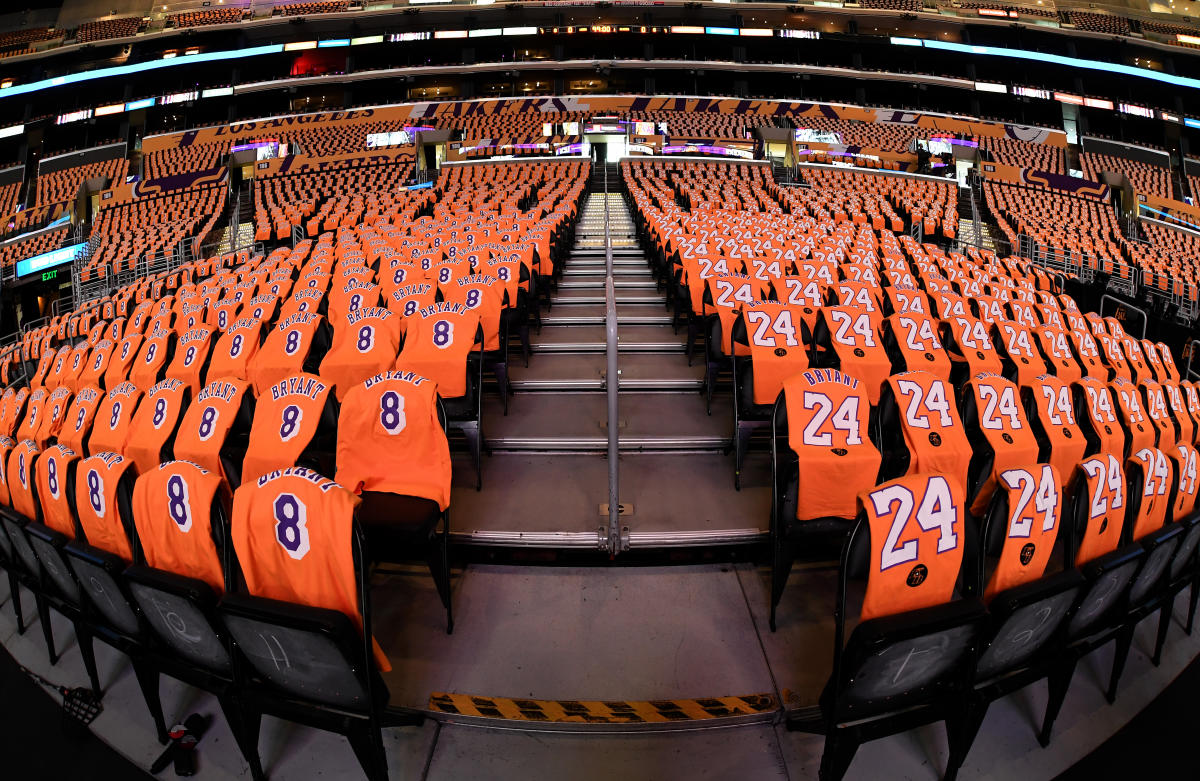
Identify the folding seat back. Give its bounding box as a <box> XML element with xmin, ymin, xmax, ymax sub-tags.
<box><xmin>1065</xmin><ymin>327</ymin><xmax>1105</xmax><ymax>380</ymax></box>
<box><xmin>88</xmin><ymin>382</ymin><xmax>142</xmax><ymax>457</ymax></box>
<box><xmin>62</xmin><ymin>452</ymin><xmax>142</xmax><ymax>637</ymax></box>
<box><xmin>440</xmin><ymin>274</ymin><xmax>505</xmax><ymax>353</ymax></box>
<box><xmin>243</xmin><ymin>373</ymin><xmax>337</xmax><ymax>484</ymax></box>
<box><xmin>1126</xmin><ymin>447</ymin><xmax>1174</xmax><ymax>544</ymax></box>
<box><xmin>128</xmin><ymin>328</ymin><xmax>175</xmax><ymax>391</ymax></box>
<box><xmin>34</xmin><ymin>386</ymin><xmax>72</xmax><ymax>448</ymax></box>
<box><xmin>249</xmin><ymin>312</ymin><xmax>330</xmax><ymax>397</ymax></box>
<box><xmin>34</xmin><ymin>444</ymin><xmax>81</xmax><ymax>540</ymax></box>
<box><xmin>1155</xmin><ymin>342</ymin><xmax>1180</xmax><ymax>383</ymax></box>
<box><xmin>127</xmin><ymin>461</ymin><xmax>234</xmax><ymax>670</ymax></box>
<box><xmin>961</xmin><ymin>373</ymin><xmax>1042</xmax><ymax>516</ymax></box>
<box><xmin>1073</xmin><ymin>376</ymin><xmax>1126</xmax><ymax>458</ymax></box>
<box><xmin>396</xmin><ymin>304</ymin><xmax>483</xmax><ymax>402</ymax></box>
<box><xmin>106</xmin><ymin>333</ymin><xmax>143</xmax><ymax>388</ymax></box>
<box><xmin>732</xmin><ymin>303</ymin><xmax>809</xmax><ymax>407</ymax></box>
<box><xmin>61</xmin><ymin>343</ymin><xmax>90</xmax><ymax>392</ymax></box>
<box><xmin>881</xmin><ymin>313</ymin><xmax>951</xmax><ymax>381</ymax></box>
<box><xmin>320</xmin><ymin>307</ymin><xmax>403</xmax><ymax>402</ymax></box>
<box><xmin>15</xmin><ymin>388</ymin><xmax>48</xmax><ymax>444</ymax></box>
<box><xmin>225</xmin><ymin>466</ymin><xmax>390</xmax><ymax>681</ymax></box>
<box><xmin>941</xmin><ymin>316</ymin><xmax>1004</xmax><ymax>385</ymax></box>
<box><xmin>0</xmin><ymin>387</ymin><xmax>29</xmax><ymax>438</ymax></box>
<box><xmin>79</xmin><ymin>339</ymin><xmax>115</xmax><ymax>390</ymax></box>
<box><xmin>993</xmin><ymin>320</ymin><xmax>1049</xmax><ymax>387</ymax></box>
<box><xmin>1022</xmin><ymin>375</ymin><xmax>1087</xmax><ymax>485</ymax></box>
<box><xmin>800</xmin><ymin>475</ymin><xmax>984</xmax><ymax>781</ymax></box>
<box><xmin>1095</xmin><ymin>333</ymin><xmax>1133</xmax><ymax>382</ymax></box>
<box><xmin>979</xmin><ymin>464</ymin><xmax>1064</xmax><ymax>601</ymax></box>
<box><xmin>877</xmin><ymin>372</ymin><xmax>972</xmax><ymax>495</ymax></box>
<box><xmin>336</xmin><ymin>370</ymin><xmax>451</xmax><ymax>512</ymax></box>
<box><xmin>172</xmin><ymin>379</ymin><xmax>256</xmax><ymax>489</ymax></box>
<box><xmin>165</xmin><ymin>326</ymin><xmax>216</xmax><ymax>394</ymax></box>
<box><xmin>6</xmin><ymin>439</ymin><xmax>41</xmax><ymax>522</ymax></box>
<box><xmin>1109</xmin><ymin>377</ymin><xmax>1155</xmax><ymax>455</ymax></box>
<box><xmin>812</xmin><ymin>306</ymin><xmax>890</xmax><ymax>404</ymax></box>
<box><xmin>125</xmin><ymin>378</ymin><xmax>190</xmax><ymax>477</ymax></box>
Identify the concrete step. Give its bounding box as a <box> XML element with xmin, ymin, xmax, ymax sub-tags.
<box><xmin>530</xmin><ymin>325</ymin><xmax>687</xmax><ymax>354</ymax></box>
<box><xmin>510</xmin><ymin>353</ymin><xmax>704</xmax><ymax>392</ymax></box>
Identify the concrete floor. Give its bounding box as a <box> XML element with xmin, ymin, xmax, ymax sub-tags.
<box><xmin>2</xmin><ymin>561</ymin><xmax>1193</xmax><ymax>781</ymax></box>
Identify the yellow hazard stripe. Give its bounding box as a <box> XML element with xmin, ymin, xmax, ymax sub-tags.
<box><xmin>427</xmin><ymin>692</ymin><xmax>778</xmax><ymax>723</ymax></box>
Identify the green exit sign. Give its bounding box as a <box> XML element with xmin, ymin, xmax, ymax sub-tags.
<box><xmin>41</xmin><ymin>270</ymin><xmax>57</xmax><ymax>282</ymax></box>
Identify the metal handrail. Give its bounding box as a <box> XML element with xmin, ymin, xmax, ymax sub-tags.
<box><xmin>1099</xmin><ymin>293</ymin><xmax>1148</xmax><ymax>340</ymax></box>
<box><xmin>604</xmin><ymin>161</ymin><xmax>621</xmax><ymax>556</ymax></box>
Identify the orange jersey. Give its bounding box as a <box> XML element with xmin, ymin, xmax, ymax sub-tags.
<box><xmin>230</xmin><ymin>467</ymin><xmax>389</xmax><ymax>670</ymax></box>
<box><xmin>1074</xmin><ymin>376</ymin><xmax>1126</xmax><ymax>458</ymax></box>
<box><xmin>1109</xmin><ymin>377</ymin><xmax>1155</xmax><ymax>455</ymax></box>
<box><xmin>335</xmin><ymin>370</ymin><xmax>451</xmax><ymax>510</ymax></box>
<box><xmin>78</xmin><ymin>339</ymin><xmax>115</xmax><ymax>390</ymax></box>
<box><xmin>440</xmin><ymin>275</ymin><xmax>505</xmax><ymax>352</ymax></box>
<box><xmin>857</xmin><ymin>474</ymin><xmax>966</xmax><ymax>622</ymax></box>
<box><xmin>883</xmin><ymin>371</ymin><xmax>973</xmax><ymax>496</ymax></box>
<box><xmin>741</xmin><ymin>302</ymin><xmax>809</xmax><ymax>405</ymax></box>
<box><xmin>89</xmin><ymin>382</ymin><xmax>143</xmax><ymax>457</ymax></box>
<box><xmin>35</xmin><ymin>444</ymin><xmax>81</xmax><ymax>538</ymax></box>
<box><xmin>6</xmin><ymin>439</ymin><xmax>39</xmax><ymax>520</ymax></box>
<box><xmin>105</xmin><ymin>333</ymin><xmax>144</xmax><ymax>388</ymax></box>
<box><xmin>33</xmin><ymin>386</ymin><xmax>72</xmax><ymax>448</ymax></box>
<box><xmin>983</xmin><ymin>464</ymin><xmax>1062</xmax><ymax>601</ymax></box>
<box><xmin>396</xmin><ymin>303</ymin><xmax>482</xmax><ymax>400</ymax></box>
<box><xmin>75</xmin><ymin>451</ymin><xmax>137</xmax><ymax>561</ymax></box>
<box><xmin>57</xmin><ymin>385</ymin><xmax>103</xmax><ymax>456</ymax></box>
<box><xmin>0</xmin><ymin>387</ymin><xmax>28</xmax><ymax>438</ymax></box>
<box><xmin>884</xmin><ymin>313</ymin><xmax>951</xmax><ymax>381</ymax></box>
<box><xmin>1170</xmin><ymin>443</ymin><xmax>1199</xmax><ymax>522</ymax></box>
<box><xmin>249</xmin><ymin>312</ymin><xmax>327</xmax><ymax>397</ymax></box>
<box><xmin>1164</xmin><ymin>382</ymin><xmax>1196</xmax><ymax>447</ymax></box>
<box><xmin>131</xmin><ymin>460</ymin><xmax>227</xmax><ymax>594</ymax></box>
<box><xmin>242</xmin><ymin>373</ymin><xmax>333</xmax><ymax>484</ymax></box>
<box><xmin>165</xmin><ymin>326</ymin><xmax>216</xmax><ymax>394</ymax></box>
<box><xmin>1034</xmin><ymin>327</ymin><xmax>1083</xmax><ymax>385</ymax></box>
<box><xmin>1127</xmin><ymin>447</ymin><xmax>1173</xmax><ymax>541</ymax></box>
<box><xmin>125</xmin><ymin>378</ymin><xmax>190</xmax><ymax>477</ymax></box>
<box><xmin>819</xmin><ymin>306</ymin><xmax>890</xmax><ymax>404</ymax></box>
<box><xmin>128</xmin><ymin>328</ymin><xmax>174</xmax><ymax>391</ymax></box>
<box><xmin>782</xmin><ymin>369</ymin><xmax>881</xmax><ymax>521</ymax></box>
<box><xmin>172</xmin><ymin>378</ymin><xmax>253</xmax><ymax>485</ymax></box>
<box><xmin>207</xmin><ymin>317</ymin><xmax>265</xmax><ymax>384</ymax></box>
<box><xmin>320</xmin><ymin>307</ymin><xmax>402</xmax><ymax>402</ymax></box>
<box><xmin>1023</xmin><ymin>375</ymin><xmax>1087</xmax><ymax>486</ymax></box>
<box><xmin>942</xmin><ymin>315</ymin><xmax>1004</xmax><ymax>379</ymax></box>
<box><xmin>0</xmin><ymin>436</ymin><xmax>15</xmax><ymax>507</ymax></box>
<box><xmin>15</xmin><ymin>388</ymin><xmax>48</xmax><ymax>443</ymax></box>
<box><xmin>963</xmin><ymin>373</ymin><xmax>1041</xmax><ymax>515</ymax></box>
<box><xmin>993</xmin><ymin>320</ymin><xmax>1049</xmax><ymax>387</ymax></box>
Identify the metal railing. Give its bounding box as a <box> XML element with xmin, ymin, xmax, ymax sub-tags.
<box><xmin>603</xmin><ymin>163</ymin><xmax>623</xmax><ymax>556</ymax></box>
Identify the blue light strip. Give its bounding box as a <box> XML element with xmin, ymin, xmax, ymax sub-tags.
<box><xmin>0</xmin><ymin>44</ymin><xmax>285</xmax><ymax>100</ymax></box>
<box><xmin>903</xmin><ymin>37</ymin><xmax>1200</xmax><ymax>91</ymax></box>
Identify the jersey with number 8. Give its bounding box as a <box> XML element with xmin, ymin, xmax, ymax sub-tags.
<box><xmin>230</xmin><ymin>467</ymin><xmax>391</xmax><ymax>671</ymax></box>
<box><xmin>74</xmin><ymin>452</ymin><xmax>136</xmax><ymax>561</ymax></box>
<box><xmin>131</xmin><ymin>460</ymin><xmax>227</xmax><ymax>594</ymax></box>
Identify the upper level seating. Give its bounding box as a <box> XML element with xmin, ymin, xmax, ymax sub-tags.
<box><xmin>959</xmin><ymin>1</ymin><xmax>1057</xmax><ymax>19</ymax></box>
<box><xmin>0</xmin><ymin>181</ymin><xmax>20</xmax><ymax>219</ymax></box>
<box><xmin>1126</xmin><ymin>221</ymin><xmax>1200</xmax><ymax>297</ymax></box>
<box><xmin>75</xmin><ymin>16</ymin><xmax>142</xmax><ymax>43</ymax></box>
<box><xmin>786</xmin><ymin>116</ymin><xmax>924</xmax><ymax>153</ymax></box>
<box><xmin>36</xmin><ymin>158</ymin><xmax>129</xmax><ymax>208</ymax></box>
<box><xmin>0</xmin><ymin>27</ymin><xmax>59</xmax><ymax>54</ymax></box>
<box><xmin>799</xmin><ymin>166</ymin><xmax>958</xmax><ymax>238</ymax></box>
<box><xmin>84</xmin><ymin>185</ymin><xmax>226</xmax><ymax>280</ymax></box>
<box><xmin>1080</xmin><ymin>151</ymin><xmax>1172</xmax><ymax>199</ymax></box>
<box><xmin>627</xmin><ymin>111</ymin><xmax>771</xmax><ymax>140</ymax></box>
<box><xmin>235</xmin><ymin>120</ymin><xmax>412</xmax><ymax>158</ymax></box>
<box><xmin>983</xmin><ymin>179</ymin><xmax>1127</xmax><ymax>267</ymax></box>
<box><xmin>439</xmin><ymin>112</ymin><xmax>587</xmax><ymax>144</ymax></box>
<box><xmin>980</xmin><ymin>136</ymin><xmax>1066</xmax><ymax>174</ymax></box>
<box><xmin>254</xmin><ymin>161</ymin><xmax>417</xmax><ymax>241</ymax></box>
<box><xmin>1188</xmin><ymin>173</ymin><xmax>1200</xmax><ymax>202</ymax></box>
<box><xmin>1067</xmin><ymin>11</ymin><xmax>1133</xmax><ymax>36</ymax></box>
<box><xmin>858</xmin><ymin>0</ymin><xmax>924</xmax><ymax>10</ymax></box>
<box><xmin>1</xmin><ymin>204</ymin><xmax>63</xmax><ymax>240</ymax></box>
<box><xmin>169</xmin><ymin>8</ymin><xmax>247</xmax><ymax>27</ymax></box>
<box><xmin>142</xmin><ymin>142</ymin><xmax>226</xmax><ymax>180</ymax></box>
<box><xmin>277</xmin><ymin>0</ymin><xmax>349</xmax><ymax>14</ymax></box>
<box><xmin>0</xmin><ymin>226</ymin><xmax>69</xmax><ymax>272</ymax></box>
<box><xmin>1142</xmin><ymin>19</ymin><xmax>1200</xmax><ymax>38</ymax></box>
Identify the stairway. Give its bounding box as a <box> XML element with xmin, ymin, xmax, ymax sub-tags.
<box><xmin>447</xmin><ymin>169</ymin><xmax>769</xmax><ymax>548</ymax></box>
<box><xmin>956</xmin><ymin>217</ymin><xmax>1001</xmax><ymax>252</ymax></box>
